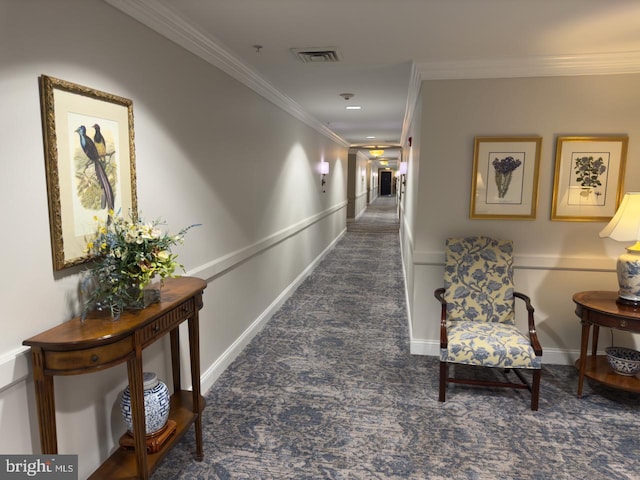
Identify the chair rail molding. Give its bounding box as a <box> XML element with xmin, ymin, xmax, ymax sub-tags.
<box><xmin>188</xmin><ymin>202</ymin><xmax>347</xmax><ymax>282</ymax></box>
<box><xmin>0</xmin><ymin>346</ymin><xmax>30</xmax><ymax>393</ymax></box>
<box><xmin>413</xmin><ymin>250</ymin><xmax>616</xmax><ymax>272</ymax></box>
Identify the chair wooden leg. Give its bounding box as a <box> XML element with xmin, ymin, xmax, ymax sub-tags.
<box><xmin>439</xmin><ymin>361</ymin><xmax>447</xmax><ymax>402</ymax></box>
<box><xmin>530</xmin><ymin>369</ymin><xmax>541</xmax><ymax>411</ymax></box>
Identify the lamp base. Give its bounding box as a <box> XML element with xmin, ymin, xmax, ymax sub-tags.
<box><xmin>616</xmin><ymin>297</ymin><xmax>640</xmax><ymax>308</ymax></box>
<box><xmin>616</xmin><ymin>247</ymin><xmax>640</xmax><ymax>307</ymax></box>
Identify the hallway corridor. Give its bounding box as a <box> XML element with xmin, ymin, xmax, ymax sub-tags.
<box><xmin>154</xmin><ymin>196</ymin><xmax>421</xmax><ymax>478</ymax></box>
<box><xmin>347</xmin><ymin>195</ymin><xmax>400</xmax><ymax>233</ymax></box>
<box><xmin>152</xmin><ymin>197</ymin><xmax>640</xmax><ymax>480</ymax></box>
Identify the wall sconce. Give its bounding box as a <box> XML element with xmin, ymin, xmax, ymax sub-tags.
<box><xmin>599</xmin><ymin>192</ymin><xmax>640</xmax><ymax>306</ymax></box>
<box><xmin>399</xmin><ymin>161</ymin><xmax>408</xmax><ymax>186</ymax></box>
<box><xmin>320</xmin><ymin>161</ymin><xmax>329</xmax><ymax>192</ymax></box>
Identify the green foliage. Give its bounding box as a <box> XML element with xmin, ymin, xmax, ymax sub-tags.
<box><xmin>82</xmin><ymin>210</ymin><xmax>197</xmax><ymax>318</ymax></box>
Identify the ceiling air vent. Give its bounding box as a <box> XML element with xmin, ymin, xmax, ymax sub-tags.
<box><xmin>291</xmin><ymin>47</ymin><xmax>343</xmax><ymax>63</ymax></box>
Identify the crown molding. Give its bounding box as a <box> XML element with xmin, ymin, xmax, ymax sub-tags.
<box><xmin>104</xmin><ymin>0</ymin><xmax>640</xmax><ymax>148</ymax></box>
<box><xmin>417</xmin><ymin>51</ymin><xmax>640</xmax><ymax>80</ymax></box>
<box><xmin>104</xmin><ymin>0</ymin><xmax>349</xmax><ymax>148</ymax></box>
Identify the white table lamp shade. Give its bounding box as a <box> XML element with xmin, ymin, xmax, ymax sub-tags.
<box><xmin>599</xmin><ymin>192</ymin><xmax>640</xmax><ymax>306</ymax></box>
<box><xmin>599</xmin><ymin>192</ymin><xmax>640</xmax><ymax>242</ymax></box>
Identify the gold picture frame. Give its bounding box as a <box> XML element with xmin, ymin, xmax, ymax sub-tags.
<box><xmin>470</xmin><ymin>136</ymin><xmax>542</xmax><ymax>220</ymax></box>
<box><xmin>40</xmin><ymin>75</ymin><xmax>138</xmax><ymax>270</ymax></box>
<box><xmin>551</xmin><ymin>136</ymin><xmax>627</xmax><ymax>222</ymax></box>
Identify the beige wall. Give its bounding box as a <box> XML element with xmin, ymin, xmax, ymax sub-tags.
<box><xmin>0</xmin><ymin>1</ymin><xmax>347</xmax><ymax>477</ymax></box>
<box><xmin>402</xmin><ymin>74</ymin><xmax>640</xmax><ymax>363</ymax></box>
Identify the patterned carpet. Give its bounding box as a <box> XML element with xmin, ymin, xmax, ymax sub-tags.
<box><xmin>347</xmin><ymin>196</ymin><xmax>399</xmax><ymax>233</ymax></box>
<box><xmin>153</xmin><ymin>197</ymin><xmax>640</xmax><ymax>479</ymax></box>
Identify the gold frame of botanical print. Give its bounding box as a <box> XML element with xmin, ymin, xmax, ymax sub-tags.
<box><xmin>551</xmin><ymin>136</ymin><xmax>627</xmax><ymax>222</ymax></box>
<box><xmin>39</xmin><ymin>75</ymin><xmax>138</xmax><ymax>270</ymax></box>
<box><xmin>470</xmin><ymin>136</ymin><xmax>542</xmax><ymax>220</ymax></box>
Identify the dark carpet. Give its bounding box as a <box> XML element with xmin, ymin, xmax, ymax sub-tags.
<box><xmin>153</xmin><ymin>196</ymin><xmax>640</xmax><ymax>480</ymax></box>
<box><xmin>347</xmin><ymin>196</ymin><xmax>399</xmax><ymax>233</ymax></box>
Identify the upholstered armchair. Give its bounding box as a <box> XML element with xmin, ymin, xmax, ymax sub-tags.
<box><xmin>434</xmin><ymin>236</ymin><xmax>542</xmax><ymax>410</ymax></box>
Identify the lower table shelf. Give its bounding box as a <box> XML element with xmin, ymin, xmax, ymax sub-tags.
<box><xmin>575</xmin><ymin>355</ymin><xmax>640</xmax><ymax>394</ymax></box>
<box><xmin>89</xmin><ymin>391</ymin><xmax>205</xmax><ymax>480</ymax></box>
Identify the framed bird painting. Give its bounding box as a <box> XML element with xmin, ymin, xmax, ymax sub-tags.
<box><xmin>39</xmin><ymin>75</ymin><xmax>138</xmax><ymax>270</ymax></box>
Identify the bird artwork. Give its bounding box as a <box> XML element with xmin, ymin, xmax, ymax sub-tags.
<box><xmin>92</xmin><ymin>123</ymin><xmax>107</xmax><ymax>160</ymax></box>
<box><xmin>75</xmin><ymin>125</ymin><xmax>115</xmax><ymax>211</ymax></box>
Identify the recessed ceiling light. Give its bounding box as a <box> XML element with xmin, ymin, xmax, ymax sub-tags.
<box><xmin>345</xmin><ymin>106</ymin><xmax>361</xmax><ymax>110</ymax></box>
<box><xmin>366</xmin><ymin>136</ymin><xmax>376</xmax><ymax>139</ymax></box>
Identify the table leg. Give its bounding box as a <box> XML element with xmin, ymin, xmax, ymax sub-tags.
<box><xmin>170</xmin><ymin>328</ymin><xmax>181</xmax><ymax>393</ymax></box>
<box><xmin>188</xmin><ymin>313</ymin><xmax>204</xmax><ymax>461</ymax></box>
<box><xmin>127</xmin><ymin>350</ymin><xmax>149</xmax><ymax>479</ymax></box>
<box><xmin>591</xmin><ymin>325</ymin><xmax>600</xmax><ymax>357</ymax></box>
<box><xmin>31</xmin><ymin>348</ymin><xmax>58</xmax><ymax>454</ymax></box>
<box><xmin>577</xmin><ymin>322</ymin><xmax>591</xmax><ymax>397</ymax></box>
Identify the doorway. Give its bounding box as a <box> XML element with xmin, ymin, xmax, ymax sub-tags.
<box><xmin>380</xmin><ymin>170</ymin><xmax>392</xmax><ymax>195</ymax></box>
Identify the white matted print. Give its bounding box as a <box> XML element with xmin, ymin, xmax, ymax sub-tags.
<box><xmin>551</xmin><ymin>136</ymin><xmax>627</xmax><ymax>221</ymax></box>
<box><xmin>470</xmin><ymin>137</ymin><xmax>541</xmax><ymax>220</ymax></box>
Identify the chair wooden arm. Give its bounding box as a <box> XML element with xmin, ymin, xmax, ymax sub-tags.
<box><xmin>434</xmin><ymin>287</ymin><xmax>446</xmax><ymax>306</ymax></box>
<box><xmin>514</xmin><ymin>291</ymin><xmax>543</xmax><ymax>356</ymax></box>
<box><xmin>434</xmin><ymin>287</ymin><xmax>447</xmax><ymax>348</ymax></box>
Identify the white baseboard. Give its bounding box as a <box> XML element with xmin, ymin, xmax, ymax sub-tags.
<box><xmin>200</xmin><ymin>229</ymin><xmax>346</xmax><ymax>393</ymax></box>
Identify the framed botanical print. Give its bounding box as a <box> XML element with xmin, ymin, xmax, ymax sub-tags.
<box><xmin>551</xmin><ymin>136</ymin><xmax>627</xmax><ymax>221</ymax></box>
<box><xmin>470</xmin><ymin>136</ymin><xmax>542</xmax><ymax>220</ymax></box>
<box><xmin>39</xmin><ymin>75</ymin><xmax>138</xmax><ymax>270</ymax></box>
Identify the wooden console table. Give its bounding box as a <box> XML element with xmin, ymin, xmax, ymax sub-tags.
<box><xmin>573</xmin><ymin>290</ymin><xmax>640</xmax><ymax>397</ymax></box>
<box><xmin>23</xmin><ymin>276</ymin><xmax>207</xmax><ymax>479</ymax></box>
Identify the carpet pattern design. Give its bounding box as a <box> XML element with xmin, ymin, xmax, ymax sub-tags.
<box><xmin>153</xmin><ymin>197</ymin><xmax>640</xmax><ymax>479</ymax></box>
<box><xmin>347</xmin><ymin>196</ymin><xmax>400</xmax><ymax>233</ymax></box>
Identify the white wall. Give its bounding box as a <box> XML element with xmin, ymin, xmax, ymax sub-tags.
<box><xmin>354</xmin><ymin>151</ymin><xmax>370</xmax><ymax>217</ymax></box>
<box><xmin>399</xmin><ymin>88</ymin><xmax>422</xmax><ymax>331</ymax></box>
<box><xmin>369</xmin><ymin>164</ymin><xmax>380</xmax><ymax>203</ymax></box>
<box><xmin>347</xmin><ymin>150</ymin><xmax>369</xmax><ymax>220</ymax></box>
<box><xmin>404</xmin><ymin>75</ymin><xmax>640</xmax><ymax>364</ymax></box>
<box><xmin>0</xmin><ymin>1</ymin><xmax>347</xmax><ymax>477</ymax></box>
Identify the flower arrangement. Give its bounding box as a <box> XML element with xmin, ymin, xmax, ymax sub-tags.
<box><xmin>82</xmin><ymin>210</ymin><xmax>197</xmax><ymax>319</ymax></box>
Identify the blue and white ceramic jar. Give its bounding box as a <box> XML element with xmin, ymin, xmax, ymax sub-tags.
<box><xmin>121</xmin><ymin>372</ymin><xmax>170</xmax><ymax>435</ymax></box>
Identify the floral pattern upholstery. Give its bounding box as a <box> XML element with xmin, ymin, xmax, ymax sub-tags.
<box><xmin>441</xmin><ymin>237</ymin><xmax>541</xmax><ymax>369</ymax></box>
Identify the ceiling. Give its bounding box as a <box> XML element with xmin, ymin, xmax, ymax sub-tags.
<box><xmin>106</xmin><ymin>0</ymin><xmax>640</xmax><ymax>169</ymax></box>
